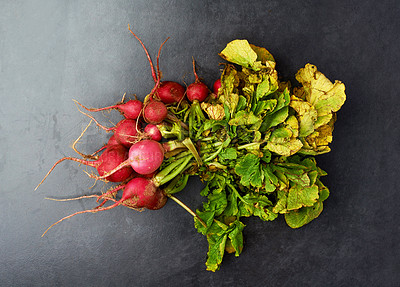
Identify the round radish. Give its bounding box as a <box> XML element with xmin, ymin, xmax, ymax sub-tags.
<box><xmin>96</xmin><ymin>145</ymin><xmax>134</xmax><ymax>182</ymax></box>
<box><xmin>187</xmin><ymin>82</ymin><xmax>209</xmax><ymax>102</ymax></box>
<box><xmin>113</xmin><ymin>119</ymin><xmax>141</xmax><ymax>147</ymax></box>
<box><xmin>122</xmin><ymin>178</ymin><xmax>167</xmax><ymax>210</ymax></box>
<box><xmin>156</xmin><ymin>81</ymin><xmax>186</xmax><ymax>104</ymax></box>
<box><xmin>128</xmin><ymin>140</ymin><xmax>164</xmax><ymax>175</ymax></box>
<box><xmin>144</xmin><ymin>124</ymin><xmax>162</xmax><ymax>141</ymax></box>
<box><xmin>187</xmin><ymin>59</ymin><xmax>209</xmax><ymax>102</ymax></box>
<box><xmin>143</xmin><ymin>101</ymin><xmax>168</xmax><ymax>124</ymax></box>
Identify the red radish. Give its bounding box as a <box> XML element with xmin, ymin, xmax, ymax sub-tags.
<box><xmin>112</xmin><ymin>119</ymin><xmax>141</xmax><ymax>147</ymax></box>
<box><xmin>128</xmin><ymin>140</ymin><xmax>164</xmax><ymax>174</ymax></box>
<box><xmin>143</xmin><ymin>101</ymin><xmax>168</xmax><ymax>124</ymax></box>
<box><xmin>186</xmin><ymin>59</ymin><xmax>209</xmax><ymax>102</ymax></box>
<box><xmin>213</xmin><ymin>79</ymin><xmax>221</xmax><ymax>95</ymax></box>
<box><xmin>123</xmin><ymin>178</ymin><xmax>167</xmax><ymax>210</ymax></box>
<box><xmin>97</xmin><ymin>177</ymin><xmax>167</xmax><ymax>210</ymax></box>
<box><xmin>144</xmin><ymin>124</ymin><xmax>162</xmax><ymax>141</ymax></box>
<box><xmin>156</xmin><ymin>81</ymin><xmax>186</xmax><ymax>104</ymax></box>
<box><xmin>107</xmin><ymin>134</ymin><xmax>119</xmax><ymax>146</ymax></box>
<box><xmin>75</xmin><ymin>111</ymin><xmax>142</xmax><ymax>148</ymax></box>
<box><xmin>35</xmin><ymin>144</ymin><xmax>133</xmax><ymax>190</ymax></box>
<box><xmin>73</xmin><ymin>99</ymin><xmax>143</xmax><ymax>120</ymax></box>
<box><xmin>41</xmin><ymin>177</ymin><xmax>167</xmax><ymax>236</ymax></box>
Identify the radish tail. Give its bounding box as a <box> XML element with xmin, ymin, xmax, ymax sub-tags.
<box><xmin>35</xmin><ymin>157</ymin><xmax>98</xmax><ymax>191</ymax></box>
<box><xmin>72</xmin><ymin>99</ymin><xmax>119</xmax><ymax>113</ymax></box>
<box><xmin>128</xmin><ymin>24</ymin><xmax>157</xmax><ymax>83</ymax></box>
<box><xmin>41</xmin><ymin>202</ymin><xmax>120</xmax><ymax>237</ymax></box>
<box><xmin>73</xmin><ymin>100</ymin><xmax>113</xmax><ymax>132</ymax></box>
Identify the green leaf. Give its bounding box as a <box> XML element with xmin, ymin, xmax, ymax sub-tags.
<box><xmin>219</xmin><ymin>39</ymin><xmax>258</xmax><ymax>69</ymax></box>
<box><xmin>194</xmin><ymin>210</ymin><xmax>216</xmax><ymax>235</ymax></box>
<box><xmin>206</xmin><ymin>232</ymin><xmax>228</xmax><ymax>272</ymax></box>
<box><xmin>260</xmin><ymin>106</ymin><xmax>289</xmax><ymax>132</ymax></box>
<box><xmin>224</xmin><ymin>188</ymin><xmax>239</xmax><ymax>217</ymax></box>
<box><xmin>256</xmin><ymin>79</ymin><xmax>270</xmax><ymax>100</ymax></box>
<box><xmin>273</xmin><ymin>165</ymin><xmax>310</xmax><ymax>187</ymax></box>
<box><xmin>262</xmin><ymin>165</ymin><xmax>278</xmax><ymax>192</ymax></box>
<box><xmin>228</xmin><ymin>221</ymin><xmax>245</xmax><ymax>256</ymax></box>
<box><xmin>254</xmin><ymin>99</ymin><xmax>277</xmax><ymax>116</ymax></box>
<box><xmin>228</xmin><ymin>110</ymin><xmax>262</xmax><ymax>127</ymax></box>
<box><xmin>203</xmin><ymin>190</ymin><xmax>228</xmax><ymax>216</ymax></box>
<box><xmin>234</xmin><ymin>153</ymin><xmax>264</xmax><ymax>188</ymax></box>
<box><xmin>238</xmin><ymin>194</ymin><xmax>278</xmax><ymax>221</ymax></box>
<box><xmin>272</xmin><ymin>189</ymin><xmax>288</xmax><ymax>214</ymax></box>
<box><xmin>286</xmin><ymin>184</ymin><xmax>319</xmax><ymax>211</ymax></box>
<box><xmin>219</xmin><ymin>147</ymin><xmax>238</xmax><ymax>161</ymax></box>
<box><xmin>285</xmin><ymin>201</ymin><xmax>324</xmax><ymax>228</ymax></box>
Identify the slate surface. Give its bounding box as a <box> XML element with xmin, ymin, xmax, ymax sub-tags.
<box><xmin>1</xmin><ymin>1</ymin><xmax>399</xmax><ymax>286</ymax></box>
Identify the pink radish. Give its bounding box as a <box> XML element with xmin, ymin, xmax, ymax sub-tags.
<box><xmin>144</xmin><ymin>124</ymin><xmax>162</xmax><ymax>141</ymax></box>
<box><xmin>128</xmin><ymin>140</ymin><xmax>164</xmax><ymax>174</ymax></box>
<box><xmin>35</xmin><ymin>144</ymin><xmax>134</xmax><ymax>190</ymax></box>
<box><xmin>186</xmin><ymin>59</ymin><xmax>209</xmax><ymax>102</ymax></box>
<box><xmin>73</xmin><ymin>99</ymin><xmax>143</xmax><ymax>120</ymax></box>
<box><xmin>156</xmin><ymin>81</ymin><xmax>186</xmax><ymax>104</ymax></box>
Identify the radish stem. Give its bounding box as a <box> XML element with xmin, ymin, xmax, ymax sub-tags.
<box><xmin>167</xmin><ymin>194</ymin><xmax>206</xmax><ymax>228</ymax></box>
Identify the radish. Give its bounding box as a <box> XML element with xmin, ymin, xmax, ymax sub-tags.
<box><xmin>41</xmin><ymin>177</ymin><xmax>167</xmax><ymax>236</ymax></box>
<box><xmin>143</xmin><ymin>101</ymin><xmax>168</xmax><ymax>124</ymax></box>
<box><xmin>35</xmin><ymin>144</ymin><xmax>134</xmax><ymax>190</ymax></box>
<box><xmin>128</xmin><ymin>140</ymin><xmax>164</xmax><ymax>174</ymax></box>
<box><xmin>186</xmin><ymin>59</ymin><xmax>210</xmax><ymax>103</ymax></box>
<box><xmin>213</xmin><ymin>79</ymin><xmax>221</xmax><ymax>95</ymax></box>
<box><xmin>144</xmin><ymin>124</ymin><xmax>162</xmax><ymax>141</ymax></box>
<box><xmin>112</xmin><ymin>119</ymin><xmax>141</xmax><ymax>147</ymax></box>
<box><xmin>156</xmin><ymin>81</ymin><xmax>186</xmax><ymax>104</ymax></box>
<box><xmin>73</xmin><ymin>99</ymin><xmax>143</xmax><ymax>120</ymax></box>
<box><xmin>74</xmin><ymin>110</ymin><xmax>142</xmax><ymax>148</ymax></box>
<box><xmin>41</xmin><ymin>171</ymin><xmax>207</xmax><ymax>237</ymax></box>
<box><xmin>89</xmin><ymin>139</ymin><xmax>164</xmax><ymax>179</ymax></box>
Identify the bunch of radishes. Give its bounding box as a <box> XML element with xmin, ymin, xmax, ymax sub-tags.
<box><xmin>36</xmin><ymin>27</ymin><xmax>215</xmax><ymax>236</ymax></box>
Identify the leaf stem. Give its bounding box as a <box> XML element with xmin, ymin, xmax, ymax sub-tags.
<box><xmin>167</xmin><ymin>194</ymin><xmax>207</xmax><ymax>228</ymax></box>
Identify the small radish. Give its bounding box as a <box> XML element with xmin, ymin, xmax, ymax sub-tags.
<box><xmin>73</xmin><ymin>99</ymin><xmax>143</xmax><ymax>120</ymax></box>
<box><xmin>75</xmin><ymin>110</ymin><xmax>142</xmax><ymax>148</ymax></box>
<box><xmin>41</xmin><ymin>177</ymin><xmax>167</xmax><ymax>236</ymax></box>
<box><xmin>213</xmin><ymin>79</ymin><xmax>221</xmax><ymax>95</ymax></box>
<box><xmin>143</xmin><ymin>101</ymin><xmax>168</xmax><ymax>124</ymax></box>
<box><xmin>156</xmin><ymin>81</ymin><xmax>186</xmax><ymax>104</ymax></box>
<box><xmin>35</xmin><ymin>144</ymin><xmax>133</xmax><ymax>190</ymax></box>
<box><xmin>186</xmin><ymin>59</ymin><xmax>210</xmax><ymax>102</ymax></box>
<box><xmin>144</xmin><ymin>124</ymin><xmax>162</xmax><ymax>141</ymax></box>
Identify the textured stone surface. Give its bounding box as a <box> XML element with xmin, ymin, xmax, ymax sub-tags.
<box><xmin>1</xmin><ymin>0</ymin><xmax>399</xmax><ymax>286</ymax></box>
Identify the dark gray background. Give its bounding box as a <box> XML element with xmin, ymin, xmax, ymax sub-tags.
<box><xmin>1</xmin><ymin>0</ymin><xmax>399</xmax><ymax>286</ymax></box>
